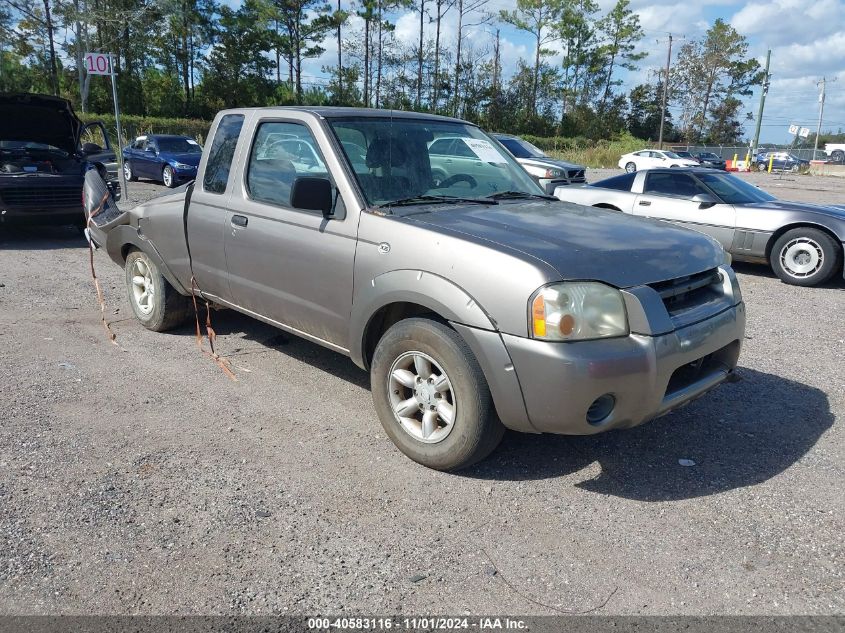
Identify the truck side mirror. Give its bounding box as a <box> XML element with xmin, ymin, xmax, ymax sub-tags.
<box><xmin>291</xmin><ymin>176</ymin><xmax>334</xmax><ymax>218</ymax></box>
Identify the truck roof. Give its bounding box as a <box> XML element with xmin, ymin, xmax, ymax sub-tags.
<box><xmin>219</xmin><ymin>106</ymin><xmax>470</xmax><ymax>125</ymax></box>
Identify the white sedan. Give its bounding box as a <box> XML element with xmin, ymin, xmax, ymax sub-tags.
<box><xmin>619</xmin><ymin>149</ymin><xmax>700</xmax><ymax>172</ymax></box>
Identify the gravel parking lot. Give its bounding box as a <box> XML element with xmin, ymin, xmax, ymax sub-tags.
<box><xmin>0</xmin><ymin>172</ymin><xmax>842</xmax><ymax>616</ymax></box>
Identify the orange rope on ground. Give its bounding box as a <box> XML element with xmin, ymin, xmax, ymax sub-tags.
<box><xmin>86</xmin><ymin>191</ymin><xmax>119</xmax><ymax>346</ymax></box>
<box><xmin>190</xmin><ymin>276</ymin><xmax>237</xmax><ymax>381</ymax></box>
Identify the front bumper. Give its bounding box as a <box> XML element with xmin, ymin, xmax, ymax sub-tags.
<box><xmin>173</xmin><ymin>166</ymin><xmax>198</xmax><ymax>182</ymax></box>
<box><xmin>501</xmin><ymin>302</ymin><xmax>745</xmax><ymax>434</ymax></box>
<box><xmin>539</xmin><ymin>176</ymin><xmax>587</xmax><ymax>195</ymax></box>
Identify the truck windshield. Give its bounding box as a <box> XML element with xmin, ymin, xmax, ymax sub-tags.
<box><xmin>327</xmin><ymin>117</ymin><xmax>544</xmax><ymax>207</ymax></box>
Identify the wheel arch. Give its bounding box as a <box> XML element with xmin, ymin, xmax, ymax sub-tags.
<box><xmin>107</xmin><ymin>225</ymin><xmax>190</xmax><ymax>296</ymax></box>
<box><xmin>350</xmin><ymin>270</ymin><xmax>496</xmax><ymax>370</ymax></box>
<box><xmin>593</xmin><ymin>203</ymin><xmax>621</xmax><ymax>212</ymax></box>
<box><xmin>765</xmin><ymin>222</ymin><xmax>844</xmax><ymax>261</ymax></box>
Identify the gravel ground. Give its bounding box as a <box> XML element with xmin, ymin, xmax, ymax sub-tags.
<box><xmin>0</xmin><ymin>173</ymin><xmax>843</xmax><ymax>616</ymax></box>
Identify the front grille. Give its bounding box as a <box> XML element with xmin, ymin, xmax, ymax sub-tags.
<box><xmin>567</xmin><ymin>169</ymin><xmax>585</xmax><ymax>181</ymax></box>
<box><xmin>649</xmin><ymin>268</ymin><xmax>722</xmax><ymax>315</ymax></box>
<box><xmin>0</xmin><ymin>185</ymin><xmax>82</xmax><ymax>210</ymax></box>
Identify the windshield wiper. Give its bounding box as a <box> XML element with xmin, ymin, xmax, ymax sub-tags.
<box><xmin>377</xmin><ymin>194</ymin><xmax>497</xmax><ymax>208</ymax></box>
<box><xmin>486</xmin><ymin>190</ymin><xmax>558</xmax><ymax>201</ymax></box>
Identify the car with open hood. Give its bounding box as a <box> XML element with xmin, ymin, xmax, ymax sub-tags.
<box><xmin>0</xmin><ymin>92</ymin><xmax>119</xmax><ymax>227</ymax></box>
<box><xmin>553</xmin><ymin>168</ymin><xmax>845</xmax><ymax>286</ymax></box>
<box><xmin>86</xmin><ymin>107</ymin><xmax>744</xmax><ymax>471</ymax></box>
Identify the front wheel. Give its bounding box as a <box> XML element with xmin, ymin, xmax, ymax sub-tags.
<box><xmin>757</xmin><ymin>162</ymin><xmax>767</xmax><ymax>172</ymax></box>
<box><xmin>370</xmin><ymin>318</ymin><xmax>504</xmax><ymax>471</ymax></box>
<box><xmin>162</xmin><ymin>165</ymin><xmax>177</xmax><ymax>188</ymax></box>
<box><xmin>125</xmin><ymin>250</ymin><xmax>192</xmax><ymax>331</ymax></box>
<box><xmin>124</xmin><ymin>161</ymin><xmax>137</xmax><ymax>182</ymax></box>
<box><xmin>770</xmin><ymin>228</ymin><xmax>841</xmax><ymax>286</ymax></box>
<box><xmin>624</xmin><ymin>162</ymin><xmax>636</xmax><ymax>173</ymax></box>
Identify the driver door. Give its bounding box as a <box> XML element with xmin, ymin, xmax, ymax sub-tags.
<box><xmin>633</xmin><ymin>171</ymin><xmax>736</xmax><ymax>249</ymax></box>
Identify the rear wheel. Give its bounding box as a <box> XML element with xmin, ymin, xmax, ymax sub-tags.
<box><xmin>832</xmin><ymin>149</ymin><xmax>845</xmax><ymax>163</ymax></box>
<box><xmin>162</xmin><ymin>165</ymin><xmax>177</xmax><ymax>188</ymax></box>
<box><xmin>769</xmin><ymin>228</ymin><xmax>841</xmax><ymax>286</ymax></box>
<box><xmin>370</xmin><ymin>318</ymin><xmax>504</xmax><ymax>471</ymax></box>
<box><xmin>624</xmin><ymin>162</ymin><xmax>636</xmax><ymax>173</ymax></box>
<box><xmin>125</xmin><ymin>250</ymin><xmax>192</xmax><ymax>331</ymax></box>
<box><xmin>757</xmin><ymin>162</ymin><xmax>767</xmax><ymax>172</ymax></box>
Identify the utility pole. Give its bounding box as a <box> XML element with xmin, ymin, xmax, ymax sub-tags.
<box><xmin>813</xmin><ymin>77</ymin><xmax>835</xmax><ymax>160</ymax></box>
<box><xmin>750</xmin><ymin>49</ymin><xmax>771</xmax><ymax>159</ymax></box>
<box><xmin>657</xmin><ymin>34</ymin><xmax>672</xmax><ymax>150</ymax></box>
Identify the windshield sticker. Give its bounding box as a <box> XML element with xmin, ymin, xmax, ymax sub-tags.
<box><xmin>186</xmin><ymin>139</ymin><xmax>199</xmax><ymax>145</ymax></box>
<box><xmin>463</xmin><ymin>138</ymin><xmax>507</xmax><ymax>163</ymax></box>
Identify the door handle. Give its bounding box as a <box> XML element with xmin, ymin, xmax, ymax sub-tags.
<box><xmin>231</xmin><ymin>214</ymin><xmax>248</xmax><ymax>228</ymax></box>
<box><xmin>638</xmin><ymin>200</ymin><xmax>651</xmax><ymax>206</ymax></box>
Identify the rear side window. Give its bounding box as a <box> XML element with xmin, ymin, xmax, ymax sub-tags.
<box><xmin>203</xmin><ymin>114</ymin><xmax>245</xmax><ymax>194</ymax></box>
<box><xmin>246</xmin><ymin>121</ymin><xmax>328</xmax><ymax>210</ymax></box>
<box><xmin>594</xmin><ymin>172</ymin><xmax>635</xmax><ymax>191</ymax></box>
<box><xmin>644</xmin><ymin>172</ymin><xmax>708</xmax><ymax>198</ymax></box>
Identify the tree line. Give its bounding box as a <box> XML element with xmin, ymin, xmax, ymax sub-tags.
<box><xmin>1</xmin><ymin>0</ymin><xmax>763</xmax><ymax>143</ymax></box>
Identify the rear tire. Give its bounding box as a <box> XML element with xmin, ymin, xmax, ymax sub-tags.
<box><xmin>832</xmin><ymin>149</ymin><xmax>845</xmax><ymax>163</ymax></box>
<box><xmin>769</xmin><ymin>228</ymin><xmax>841</xmax><ymax>287</ymax></box>
<box><xmin>370</xmin><ymin>318</ymin><xmax>504</xmax><ymax>471</ymax></box>
<box><xmin>757</xmin><ymin>162</ymin><xmax>767</xmax><ymax>172</ymax></box>
<box><xmin>624</xmin><ymin>162</ymin><xmax>636</xmax><ymax>173</ymax></box>
<box><xmin>125</xmin><ymin>250</ymin><xmax>192</xmax><ymax>331</ymax></box>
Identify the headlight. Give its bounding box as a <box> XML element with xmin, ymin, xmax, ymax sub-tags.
<box><xmin>172</xmin><ymin>162</ymin><xmax>194</xmax><ymax>170</ymax></box>
<box><xmin>523</xmin><ymin>164</ymin><xmax>562</xmax><ymax>179</ymax></box>
<box><xmin>530</xmin><ymin>282</ymin><xmax>628</xmax><ymax>341</ymax></box>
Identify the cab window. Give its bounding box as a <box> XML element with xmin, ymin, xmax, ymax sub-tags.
<box><xmin>246</xmin><ymin>121</ymin><xmax>329</xmax><ymax>210</ymax></box>
<box><xmin>203</xmin><ymin>114</ymin><xmax>245</xmax><ymax>194</ymax></box>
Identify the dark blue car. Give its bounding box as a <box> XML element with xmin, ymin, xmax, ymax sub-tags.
<box><xmin>122</xmin><ymin>134</ymin><xmax>202</xmax><ymax>187</ymax></box>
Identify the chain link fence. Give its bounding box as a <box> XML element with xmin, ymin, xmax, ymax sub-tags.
<box><xmin>667</xmin><ymin>144</ymin><xmax>830</xmax><ymax>161</ymax></box>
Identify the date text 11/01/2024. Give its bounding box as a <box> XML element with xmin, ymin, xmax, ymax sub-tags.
<box><xmin>307</xmin><ymin>617</ymin><xmax>528</xmax><ymax>630</ymax></box>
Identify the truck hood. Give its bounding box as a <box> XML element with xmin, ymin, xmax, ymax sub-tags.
<box><xmin>408</xmin><ymin>200</ymin><xmax>725</xmax><ymax>288</ymax></box>
<box><xmin>0</xmin><ymin>92</ymin><xmax>81</xmax><ymax>155</ymax></box>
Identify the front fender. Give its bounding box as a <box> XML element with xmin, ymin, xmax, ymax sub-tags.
<box><xmin>349</xmin><ymin>269</ymin><xmax>496</xmax><ymax>367</ymax></box>
<box><xmin>105</xmin><ymin>224</ymin><xmax>190</xmax><ymax>296</ymax></box>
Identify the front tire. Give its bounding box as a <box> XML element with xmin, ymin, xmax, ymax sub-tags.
<box><xmin>123</xmin><ymin>161</ymin><xmax>137</xmax><ymax>182</ymax></box>
<box><xmin>624</xmin><ymin>162</ymin><xmax>636</xmax><ymax>173</ymax></box>
<box><xmin>162</xmin><ymin>165</ymin><xmax>177</xmax><ymax>188</ymax></box>
<box><xmin>125</xmin><ymin>250</ymin><xmax>192</xmax><ymax>331</ymax></box>
<box><xmin>370</xmin><ymin>318</ymin><xmax>504</xmax><ymax>471</ymax></box>
<box><xmin>769</xmin><ymin>228</ymin><xmax>841</xmax><ymax>286</ymax></box>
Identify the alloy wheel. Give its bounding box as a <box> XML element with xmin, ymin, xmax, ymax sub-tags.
<box><xmin>387</xmin><ymin>351</ymin><xmax>456</xmax><ymax>444</ymax></box>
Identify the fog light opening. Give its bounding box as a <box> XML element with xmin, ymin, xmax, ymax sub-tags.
<box><xmin>586</xmin><ymin>394</ymin><xmax>615</xmax><ymax>426</ymax></box>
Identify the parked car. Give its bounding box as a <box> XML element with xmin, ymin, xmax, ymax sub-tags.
<box><xmin>672</xmin><ymin>150</ymin><xmax>699</xmax><ymax>162</ymax></box>
<box><xmin>824</xmin><ymin>144</ymin><xmax>845</xmax><ymax>163</ymax></box>
<box><xmin>86</xmin><ymin>107</ymin><xmax>744</xmax><ymax>471</ymax></box>
<box><xmin>695</xmin><ymin>152</ymin><xmax>727</xmax><ymax>170</ymax></box>
<box><xmin>0</xmin><ymin>92</ymin><xmax>119</xmax><ymax>227</ymax></box>
<box><xmin>491</xmin><ymin>133</ymin><xmax>586</xmax><ymax>193</ymax></box>
<box><xmin>619</xmin><ymin>149</ymin><xmax>700</xmax><ymax>172</ymax></box>
<box><xmin>754</xmin><ymin>151</ymin><xmax>809</xmax><ymax>173</ymax></box>
<box><xmin>122</xmin><ymin>134</ymin><xmax>202</xmax><ymax>187</ymax></box>
<box><xmin>553</xmin><ymin>168</ymin><xmax>845</xmax><ymax>286</ymax></box>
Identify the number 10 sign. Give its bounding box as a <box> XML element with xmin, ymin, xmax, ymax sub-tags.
<box><xmin>84</xmin><ymin>52</ymin><xmax>113</xmax><ymax>76</ymax></box>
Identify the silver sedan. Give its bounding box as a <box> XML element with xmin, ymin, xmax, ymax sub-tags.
<box><xmin>554</xmin><ymin>168</ymin><xmax>845</xmax><ymax>287</ymax></box>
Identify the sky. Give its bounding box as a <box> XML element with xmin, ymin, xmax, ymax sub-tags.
<box><xmin>283</xmin><ymin>0</ymin><xmax>845</xmax><ymax>145</ymax></box>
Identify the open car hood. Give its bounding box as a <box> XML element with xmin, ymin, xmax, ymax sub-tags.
<box><xmin>0</xmin><ymin>92</ymin><xmax>82</xmax><ymax>155</ymax></box>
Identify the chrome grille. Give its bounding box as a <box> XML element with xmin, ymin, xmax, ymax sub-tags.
<box><xmin>649</xmin><ymin>268</ymin><xmax>722</xmax><ymax>315</ymax></box>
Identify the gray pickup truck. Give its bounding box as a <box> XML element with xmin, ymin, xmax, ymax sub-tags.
<box><xmin>87</xmin><ymin>107</ymin><xmax>745</xmax><ymax>471</ymax></box>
